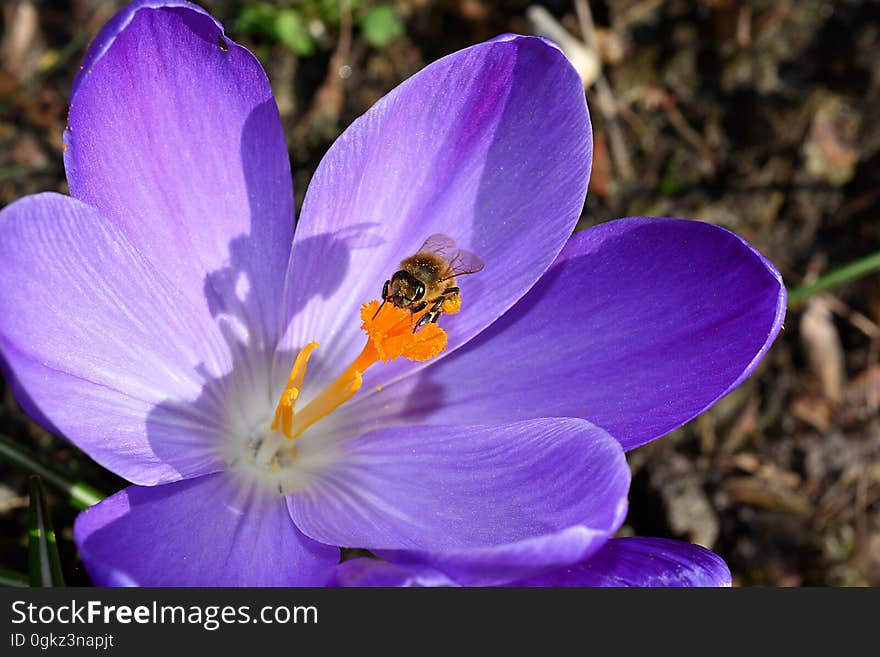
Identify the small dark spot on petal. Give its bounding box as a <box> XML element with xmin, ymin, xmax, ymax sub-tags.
<box><xmin>217</xmin><ymin>34</ymin><xmax>229</xmax><ymax>52</ymax></box>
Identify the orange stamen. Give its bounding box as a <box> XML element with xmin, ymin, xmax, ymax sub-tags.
<box><xmin>271</xmin><ymin>301</ymin><xmax>447</xmax><ymax>441</ymax></box>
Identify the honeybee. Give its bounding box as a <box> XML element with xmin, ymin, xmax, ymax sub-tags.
<box><xmin>376</xmin><ymin>234</ymin><xmax>485</xmax><ymax>331</ymax></box>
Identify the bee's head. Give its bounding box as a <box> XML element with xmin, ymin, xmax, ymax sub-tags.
<box><xmin>388</xmin><ymin>270</ymin><xmax>425</xmax><ymax>308</ymax></box>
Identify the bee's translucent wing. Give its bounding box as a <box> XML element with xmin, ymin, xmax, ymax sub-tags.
<box><xmin>417</xmin><ymin>234</ymin><xmax>485</xmax><ymax>281</ymax></box>
<box><xmin>442</xmin><ymin>248</ymin><xmax>485</xmax><ymax>280</ymax></box>
<box><xmin>417</xmin><ymin>233</ymin><xmax>458</xmax><ymax>257</ymax></box>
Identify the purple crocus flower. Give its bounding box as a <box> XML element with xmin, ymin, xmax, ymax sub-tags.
<box><xmin>0</xmin><ymin>1</ymin><xmax>785</xmax><ymax>587</ymax></box>
<box><xmin>334</xmin><ymin>537</ymin><xmax>733</xmax><ymax>587</ymax></box>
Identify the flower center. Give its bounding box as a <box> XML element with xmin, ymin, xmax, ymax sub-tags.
<box><xmin>271</xmin><ymin>300</ymin><xmax>447</xmax><ymax>443</ymax></box>
<box><xmin>223</xmin><ymin>299</ymin><xmax>448</xmax><ymax>497</ymax></box>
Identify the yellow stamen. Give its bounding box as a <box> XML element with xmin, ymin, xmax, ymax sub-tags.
<box><xmin>271</xmin><ymin>341</ymin><xmax>319</xmax><ymax>438</ymax></box>
<box><xmin>271</xmin><ymin>301</ymin><xmax>447</xmax><ymax>441</ymax></box>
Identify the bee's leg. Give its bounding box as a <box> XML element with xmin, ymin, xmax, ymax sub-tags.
<box><xmin>414</xmin><ymin>312</ymin><xmax>434</xmax><ymax>331</ymax></box>
<box><xmin>439</xmin><ymin>287</ymin><xmax>461</xmax><ymax>315</ymax></box>
<box><xmin>408</xmin><ymin>301</ymin><xmax>428</xmax><ymax>330</ymax></box>
<box><xmin>418</xmin><ymin>309</ymin><xmax>442</xmax><ymax>329</ymax></box>
<box><xmin>414</xmin><ymin>299</ymin><xmax>444</xmax><ymax>332</ymax></box>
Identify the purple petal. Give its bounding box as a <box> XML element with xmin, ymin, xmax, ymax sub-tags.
<box><xmin>333</xmin><ymin>558</ymin><xmax>457</xmax><ymax>587</ymax></box>
<box><xmin>278</xmin><ymin>35</ymin><xmax>591</xmax><ymax>391</ymax></box>
<box><xmin>65</xmin><ymin>2</ymin><xmax>293</xmax><ymax>347</ymax></box>
<box><xmin>288</xmin><ymin>418</ymin><xmax>628</xmax><ymax>586</ymax></box>
<box><xmin>341</xmin><ymin>217</ymin><xmax>785</xmax><ymax>451</ymax></box>
<box><xmin>333</xmin><ymin>538</ymin><xmax>731</xmax><ymax>587</ymax></box>
<box><xmin>0</xmin><ymin>194</ymin><xmax>230</xmax><ymax>485</ymax></box>
<box><xmin>71</xmin><ymin>1</ymin><xmax>223</xmax><ymax>97</ymax></box>
<box><xmin>75</xmin><ymin>472</ymin><xmax>339</xmax><ymax>586</ymax></box>
<box><xmin>511</xmin><ymin>537</ymin><xmax>732</xmax><ymax>587</ymax></box>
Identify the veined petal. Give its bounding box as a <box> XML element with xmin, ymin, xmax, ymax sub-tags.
<box><xmin>511</xmin><ymin>537</ymin><xmax>732</xmax><ymax>587</ymax></box>
<box><xmin>0</xmin><ymin>194</ymin><xmax>230</xmax><ymax>485</ymax></box>
<box><xmin>333</xmin><ymin>538</ymin><xmax>731</xmax><ymax>587</ymax></box>
<box><xmin>288</xmin><ymin>418</ymin><xmax>628</xmax><ymax>586</ymax></box>
<box><xmin>75</xmin><ymin>472</ymin><xmax>339</xmax><ymax>587</ymax></box>
<box><xmin>340</xmin><ymin>217</ymin><xmax>785</xmax><ymax>451</ymax></box>
<box><xmin>71</xmin><ymin>1</ymin><xmax>223</xmax><ymax>98</ymax></box>
<box><xmin>333</xmin><ymin>558</ymin><xmax>458</xmax><ymax>587</ymax></box>
<box><xmin>278</xmin><ymin>35</ymin><xmax>591</xmax><ymax>392</ymax></box>
<box><xmin>65</xmin><ymin>2</ymin><xmax>293</xmax><ymax>348</ymax></box>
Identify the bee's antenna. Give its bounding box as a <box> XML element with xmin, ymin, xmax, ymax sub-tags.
<box><xmin>374</xmin><ymin>279</ymin><xmax>391</xmax><ymax>320</ymax></box>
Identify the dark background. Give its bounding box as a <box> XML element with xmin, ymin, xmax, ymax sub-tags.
<box><xmin>0</xmin><ymin>0</ymin><xmax>878</xmax><ymax>586</ymax></box>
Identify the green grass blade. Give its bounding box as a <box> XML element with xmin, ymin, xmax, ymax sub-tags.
<box><xmin>788</xmin><ymin>250</ymin><xmax>880</xmax><ymax>307</ymax></box>
<box><xmin>0</xmin><ymin>433</ymin><xmax>104</xmax><ymax>510</ymax></box>
<box><xmin>28</xmin><ymin>475</ymin><xmax>66</xmax><ymax>587</ymax></box>
<box><xmin>0</xmin><ymin>568</ymin><xmax>29</xmax><ymax>588</ymax></box>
